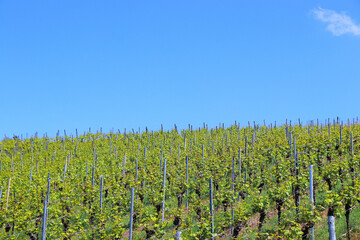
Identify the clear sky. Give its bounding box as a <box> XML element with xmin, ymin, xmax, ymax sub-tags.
<box><xmin>1</xmin><ymin>1</ymin><xmax>359</xmax><ymax>138</ymax></box>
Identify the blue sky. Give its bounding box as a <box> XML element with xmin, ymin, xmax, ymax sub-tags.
<box><xmin>1</xmin><ymin>1</ymin><xmax>359</xmax><ymax>138</ymax></box>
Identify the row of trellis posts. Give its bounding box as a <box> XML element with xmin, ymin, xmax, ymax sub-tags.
<box><xmin>1</xmin><ymin>151</ymin><xmax>351</xmax><ymax>239</ymax></box>
<box><xmin>32</xmin><ymin>162</ymin><xmax>323</xmax><ymax>240</ymax></box>
<box><xmin>35</xmin><ymin>160</ymin><xmax>174</xmax><ymax>239</ymax></box>
<box><xmin>1</xmin><ymin>118</ymin><xmax>357</xmax><ymax>239</ymax></box>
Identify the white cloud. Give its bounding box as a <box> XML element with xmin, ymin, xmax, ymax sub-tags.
<box><xmin>312</xmin><ymin>7</ymin><xmax>360</xmax><ymax>36</ymax></box>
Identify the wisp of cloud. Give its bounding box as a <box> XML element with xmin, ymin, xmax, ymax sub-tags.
<box><xmin>313</xmin><ymin>7</ymin><xmax>360</xmax><ymax>36</ymax></box>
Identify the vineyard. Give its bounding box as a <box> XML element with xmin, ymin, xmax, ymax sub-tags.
<box><xmin>0</xmin><ymin>119</ymin><xmax>360</xmax><ymax>239</ymax></box>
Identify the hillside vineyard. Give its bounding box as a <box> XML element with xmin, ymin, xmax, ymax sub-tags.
<box><xmin>0</xmin><ymin>119</ymin><xmax>359</xmax><ymax>239</ymax></box>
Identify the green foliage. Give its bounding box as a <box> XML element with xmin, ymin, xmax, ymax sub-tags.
<box><xmin>0</xmin><ymin>121</ymin><xmax>359</xmax><ymax>239</ymax></box>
